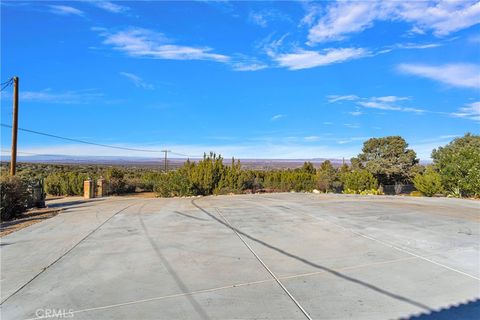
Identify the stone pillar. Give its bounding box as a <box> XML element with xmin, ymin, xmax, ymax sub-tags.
<box><xmin>84</xmin><ymin>180</ymin><xmax>94</xmax><ymax>199</ymax></box>
<box><xmin>96</xmin><ymin>178</ymin><xmax>107</xmax><ymax>197</ymax></box>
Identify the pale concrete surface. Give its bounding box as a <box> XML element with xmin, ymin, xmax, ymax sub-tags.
<box><xmin>1</xmin><ymin>193</ymin><xmax>479</xmax><ymax>319</ymax></box>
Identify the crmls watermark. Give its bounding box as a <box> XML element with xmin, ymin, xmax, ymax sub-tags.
<box><xmin>35</xmin><ymin>308</ymin><xmax>74</xmax><ymax>319</ymax></box>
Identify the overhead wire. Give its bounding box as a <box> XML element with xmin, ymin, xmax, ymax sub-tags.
<box><xmin>0</xmin><ymin>77</ymin><xmax>13</xmax><ymax>92</ymax></box>
<box><xmin>0</xmin><ymin>123</ymin><xmax>203</xmax><ymax>158</ymax></box>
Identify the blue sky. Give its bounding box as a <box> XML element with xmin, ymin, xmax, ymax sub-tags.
<box><xmin>1</xmin><ymin>1</ymin><xmax>479</xmax><ymax>160</ymax></box>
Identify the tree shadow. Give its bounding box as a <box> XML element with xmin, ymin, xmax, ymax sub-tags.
<box><xmin>0</xmin><ymin>215</ymin><xmax>52</xmax><ymax>230</ymax></box>
<box><xmin>192</xmin><ymin>199</ymin><xmax>432</xmax><ymax>312</ymax></box>
<box><xmin>47</xmin><ymin>199</ymin><xmax>106</xmax><ymax>209</ymax></box>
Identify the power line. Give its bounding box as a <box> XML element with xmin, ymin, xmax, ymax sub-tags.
<box><xmin>170</xmin><ymin>151</ymin><xmax>201</xmax><ymax>158</ymax></box>
<box><xmin>0</xmin><ymin>123</ymin><xmax>165</xmax><ymax>153</ymax></box>
<box><xmin>0</xmin><ymin>123</ymin><xmax>203</xmax><ymax>157</ymax></box>
<box><xmin>0</xmin><ymin>78</ymin><xmax>13</xmax><ymax>92</ymax></box>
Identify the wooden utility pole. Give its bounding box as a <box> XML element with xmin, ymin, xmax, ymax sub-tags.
<box><xmin>10</xmin><ymin>76</ymin><xmax>19</xmax><ymax>176</ymax></box>
<box><xmin>161</xmin><ymin>150</ymin><xmax>171</xmax><ymax>172</ymax></box>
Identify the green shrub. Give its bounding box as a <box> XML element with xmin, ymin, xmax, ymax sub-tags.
<box><xmin>44</xmin><ymin>172</ymin><xmax>88</xmax><ymax>196</ymax></box>
<box><xmin>44</xmin><ymin>173</ymin><xmax>63</xmax><ymax>196</ymax></box>
<box><xmin>105</xmin><ymin>168</ymin><xmax>126</xmax><ymax>195</ymax></box>
<box><xmin>141</xmin><ymin>172</ymin><xmax>163</xmax><ymax>191</ymax></box>
<box><xmin>413</xmin><ymin>167</ymin><xmax>444</xmax><ymax>197</ymax></box>
<box><xmin>342</xmin><ymin>170</ymin><xmax>378</xmax><ymax>194</ymax></box>
<box><xmin>432</xmin><ymin>133</ymin><xmax>480</xmax><ymax>197</ymax></box>
<box><xmin>1</xmin><ymin>176</ymin><xmax>29</xmax><ymax>221</ymax></box>
<box><xmin>316</xmin><ymin>160</ymin><xmax>337</xmax><ymax>192</ymax></box>
<box><xmin>154</xmin><ymin>171</ymin><xmax>192</xmax><ymax>197</ymax></box>
<box><xmin>263</xmin><ymin>170</ymin><xmax>315</xmax><ymax>192</ymax></box>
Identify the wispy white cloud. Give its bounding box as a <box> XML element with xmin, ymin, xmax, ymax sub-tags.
<box><xmin>307</xmin><ymin>2</ymin><xmax>378</xmax><ymax>44</ymax></box>
<box><xmin>395</xmin><ymin>42</ymin><xmax>442</xmax><ymax>50</ymax></box>
<box><xmin>397</xmin><ymin>1</ymin><xmax>480</xmax><ymax>36</ymax></box>
<box><xmin>274</xmin><ymin>47</ymin><xmax>368</xmax><ymax>70</ymax></box>
<box><xmin>48</xmin><ymin>5</ymin><xmax>84</xmax><ymax>16</ymax></box>
<box><xmin>95</xmin><ymin>27</ymin><xmax>230</xmax><ymax>62</ymax></box>
<box><xmin>358</xmin><ymin>100</ymin><xmax>424</xmax><ymax>113</ymax></box>
<box><xmin>358</xmin><ymin>101</ymin><xmax>401</xmax><ymax>111</ymax></box>
<box><xmin>248</xmin><ymin>9</ymin><xmax>291</xmax><ymax>28</ymax></box>
<box><xmin>328</xmin><ymin>94</ymin><xmax>424</xmax><ymax>113</ymax></box>
<box><xmin>119</xmin><ymin>72</ymin><xmax>154</xmax><ymax>89</ymax></box>
<box><xmin>327</xmin><ymin>95</ymin><xmax>359</xmax><ymax>103</ymax></box>
<box><xmin>248</xmin><ymin>11</ymin><xmax>268</xmax><ymax>28</ymax></box>
<box><xmin>88</xmin><ymin>1</ymin><xmax>130</xmax><ymax>14</ymax></box>
<box><xmin>373</xmin><ymin>96</ymin><xmax>410</xmax><ymax>103</ymax></box>
<box><xmin>337</xmin><ymin>136</ymin><xmax>370</xmax><ymax>144</ymax></box>
<box><xmin>304</xmin><ymin>136</ymin><xmax>321</xmax><ymax>142</ymax></box>
<box><xmin>19</xmin><ymin>89</ymin><xmax>103</xmax><ymax>104</ymax></box>
<box><xmin>398</xmin><ymin>63</ymin><xmax>480</xmax><ymax>89</ymax></box>
<box><xmin>344</xmin><ymin>123</ymin><xmax>360</xmax><ymax>129</ymax></box>
<box><xmin>230</xmin><ymin>54</ymin><xmax>268</xmax><ymax>71</ymax></box>
<box><xmin>231</xmin><ymin>63</ymin><xmax>268</xmax><ymax>72</ymax></box>
<box><xmin>306</xmin><ymin>1</ymin><xmax>480</xmax><ymax>44</ymax></box>
<box><xmin>271</xmin><ymin>114</ymin><xmax>285</xmax><ymax>121</ymax></box>
<box><xmin>451</xmin><ymin>101</ymin><xmax>480</xmax><ymax>121</ymax></box>
<box><xmin>348</xmin><ymin>109</ymin><xmax>363</xmax><ymax>116</ymax></box>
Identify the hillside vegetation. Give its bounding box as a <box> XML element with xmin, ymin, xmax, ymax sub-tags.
<box><xmin>1</xmin><ymin>134</ymin><xmax>479</xmax><ymax>220</ymax></box>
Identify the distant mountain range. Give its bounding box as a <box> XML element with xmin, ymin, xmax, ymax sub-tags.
<box><xmin>0</xmin><ymin>155</ymin><xmax>350</xmax><ymax>169</ymax></box>
<box><xmin>1</xmin><ymin>155</ymin><xmax>431</xmax><ymax>169</ymax></box>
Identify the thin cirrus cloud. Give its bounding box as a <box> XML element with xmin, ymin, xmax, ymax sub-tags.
<box><xmin>88</xmin><ymin>1</ymin><xmax>130</xmax><ymax>14</ymax></box>
<box><xmin>231</xmin><ymin>62</ymin><xmax>268</xmax><ymax>71</ymax></box>
<box><xmin>451</xmin><ymin>102</ymin><xmax>480</xmax><ymax>121</ymax></box>
<box><xmin>95</xmin><ymin>27</ymin><xmax>269</xmax><ymax>72</ymax></box>
<box><xmin>305</xmin><ymin>1</ymin><xmax>480</xmax><ymax>44</ymax></box>
<box><xmin>119</xmin><ymin>72</ymin><xmax>154</xmax><ymax>89</ymax></box>
<box><xmin>273</xmin><ymin>47</ymin><xmax>368</xmax><ymax>70</ymax></box>
<box><xmin>248</xmin><ymin>9</ymin><xmax>291</xmax><ymax>28</ymax></box>
<box><xmin>327</xmin><ymin>95</ymin><xmax>359</xmax><ymax>103</ymax></box>
<box><xmin>19</xmin><ymin>89</ymin><xmax>103</xmax><ymax>104</ymax></box>
<box><xmin>271</xmin><ymin>114</ymin><xmax>285</xmax><ymax>121</ymax></box>
<box><xmin>95</xmin><ymin>27</ymin><xmax>230</xmax><ymax>63</ymax></box>
<box><xmin>329</xmin><ymin>95</ymin><xmax>425</xmax><ymax>114</ymax></box>
<box><xmin>48</xmin><ymin>5</ymin><xmax>84</xmax><ymax>16</ymax></box>
<box><xmin>398</xmin><ymin>63</ymin><xmax>480</xmax><ymax>89</ymax></box>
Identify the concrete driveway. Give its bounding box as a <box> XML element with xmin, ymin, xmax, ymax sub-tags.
<box><xmin>1</xmin><ymin>194</ymin><xmax>479</xmax><ymax>319</ymax></box>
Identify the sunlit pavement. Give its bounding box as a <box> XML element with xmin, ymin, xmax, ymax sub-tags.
<box><xmin>1</xmin><ymin>193</ymin><xmax>479</xmax><ymax>319</ymax></box>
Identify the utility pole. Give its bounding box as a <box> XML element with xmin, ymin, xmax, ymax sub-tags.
<box><xmin>10</xmin><ymin>76</ymin><xmax>19</xmax><ymax>176</ymax></box>
<box><xmin>161</xmin><ymin>150</ymin><xmax>171</xmax><ymax>172</ymax></box>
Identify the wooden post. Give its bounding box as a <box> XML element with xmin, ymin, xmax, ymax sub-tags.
<box><xmin>10</xmin><ymin>77</ymin><xmax>19</xmax><ymax>176</ymax></box>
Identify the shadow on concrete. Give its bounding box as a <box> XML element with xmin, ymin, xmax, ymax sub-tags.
<box><xmin>138</xmin><ymin>205</ymin><xmax>210</xmax><ymax>320</ymax></box>
<box><xmin>174</xmin><ymin>211</ymin><xmax>208</xmax><ymax>221</ymax></box>
<box><xmin>0</xmin><ymin>216</ymin><xmax>52</xmax><ymax>230</ymax></box>
<box><xmin>47</xmin><ymin>199</ymin><xmax>105</xmax><ymax>209</ymax></box>
<box><xmin>192</xmin><ymin>199</ymin><xmax>432</xmax><ymax>312</ymax></box>
<box><xmin>402</xmin><ymin>298</ymin><xmax>480</xmax><ymax>319</ymax></box>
